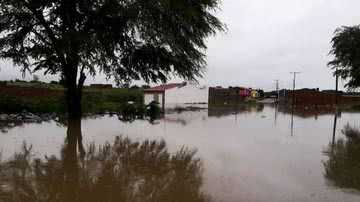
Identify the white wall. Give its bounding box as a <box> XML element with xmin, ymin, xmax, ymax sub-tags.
<box><xmin>144</xmin><ymin>93</ymin><xmax>164</xmax><ymax>107</ymax></box>
<box><xmin>144</xmin><ymin>84</ymin><xmax>209</xmax><ymax>109</ymax></box>
<box><xmin>164</xmin><ymin>84</ymin><xmax>208</xmax><ymax>108</ymax></box>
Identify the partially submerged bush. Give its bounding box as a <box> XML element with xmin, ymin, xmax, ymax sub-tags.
<box><xmin>146</xmin><ymin>101</ymin><xmax>162</xmax><ymax>120</ymax></box>
<box><xmin>342</xmin><ymin>123</ymin><xmax>360</xmax><ymax>139</ymax></box>
<box><xmin>323</xmin><ymin>123</ymin><xmax>360</xmax><ymax>191</ymax></box>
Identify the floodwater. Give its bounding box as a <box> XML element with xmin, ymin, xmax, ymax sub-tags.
<box><xmin>1</xmin><ymin>104</ymin><xmax>360</xmax><ymax>202</ymax></box>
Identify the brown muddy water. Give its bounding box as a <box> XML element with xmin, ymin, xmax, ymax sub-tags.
<box><xmin>1</xmin><ymin>104</ymin><xmax>360</xmax><ymax>202</ymax></box>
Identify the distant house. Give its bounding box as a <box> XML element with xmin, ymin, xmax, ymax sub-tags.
<box><xmin>250</xmin><ymin>90</ymin><xmax>259</xmax><ymax>98</ymax></box>
<box><xmin>209</xmin><ymin>86</ymin><xmax>256</xmax><ymax>105</ymax></box>
<box><xmin>285</xmin><ymin>88</ymin><xmax>360</xmax><ymax>105</ymax></box>
<box><xmin>144</xmin><ymin>82</ymin><xmax>208</xmax><ymax>110</ymax></box>
<box><xmin>239</xmin><ymin>88</ymin><xmax>251</xmax><ymax>97</ymax></box>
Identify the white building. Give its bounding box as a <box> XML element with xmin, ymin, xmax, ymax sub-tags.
<box><xmin>144</xmin><ymin>82</ymin><xmax>208</xmax><ymax>110</ymax></box>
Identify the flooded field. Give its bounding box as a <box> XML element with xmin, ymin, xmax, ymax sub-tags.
<box><xmin>1</xmin><ymin>104</ymin><xmax>360</xmax><ymax>202</ymax></box>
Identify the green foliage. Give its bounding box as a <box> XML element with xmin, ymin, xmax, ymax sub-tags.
<box><xmin>146</xmin><ymin>101</ymin><xmax>162</xmax><ymax>118</ymax></box>
<box><xmin>257</xmin><ymin>89</ymin><xmax>265</xmax><ymax>97</ymax></box>
<box><xmin>7</xmin><ymin>80</ymin><xmax>63</xmax><ymax>89</ymax></box>
<box><xmin>329</xmin><ymin>25</ymin><xmax>360</xmax><ymax>89</ymax></box>
<box><xmin>0</xmin><ymin>96</ymin><xmax>65</xmax><ymax>113</ymax></box>
<box><xmin>0</xmin><ymin>0</ymin><xmax>224</xmax><ymax>84</ymax></box>
<box><xmin>0</xmin><ymin>88</ymin><xmax>143</xmax><ymax>113</ymax></box>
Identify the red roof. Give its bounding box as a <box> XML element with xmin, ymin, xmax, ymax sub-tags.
<box><xmin>144</xmin><ymin>83</ymin><xmax>186</xmax><ymax>92</ymax></box>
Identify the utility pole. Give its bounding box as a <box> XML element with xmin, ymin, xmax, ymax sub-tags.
<box><xmin>290</xmin><ymin>72</ymin><xmax>301</xmax><ymax>106</ymax></box>
<box><xmin>274</xmin><ymin>79</ymin><xmax>280</xmax><ymax>101</ymax></box>
<box><xmin>335</xmin><ymin>67</ymin><xmax>339</xmax><ymax>105</ymax></box>
<box><xmin>333</xmin><ymin>68</ymin><xmax>339</xmax><ymax>147</ymax></box>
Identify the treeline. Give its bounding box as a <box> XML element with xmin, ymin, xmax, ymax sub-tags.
<box><xmin>4</xmin><ymin>78</ymin><xmax>152</xmax><ymax>90</ymax></box>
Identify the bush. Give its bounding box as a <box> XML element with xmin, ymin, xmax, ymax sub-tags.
<box><xmin>146</xmin><ymin>101</ymin><xmax>162</xmax><ymax>120</ymax></box>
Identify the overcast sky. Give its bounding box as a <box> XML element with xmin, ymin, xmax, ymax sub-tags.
<box><xmin>1</xmin><ymin>0</ymin><xmax>360</xmax><ymax>91</ymax></box>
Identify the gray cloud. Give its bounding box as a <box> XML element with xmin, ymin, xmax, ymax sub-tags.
<box><xmin>206</xmin><ymin>0</ymin><xmax>360</xmax><ymax>91</ymax></box>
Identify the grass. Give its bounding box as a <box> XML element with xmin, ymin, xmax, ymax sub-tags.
<box><xmin>0</xmin><ymin>86</ymin><xmax>144</xmax><ymax>114</ymax></box>
<box><xmin>336</xmin><ymin>104</ymin><xmax>360</xmax><ymax>111</ymax></box>
<box><xmin>82</xmin><ymin>88</ymin><xmax>144</xmax><ymax>113</ymax></box>
<box><xmin>0</xmin><ymin>96</ymin><xmax>65</xmax><ymax>113</ymax></box>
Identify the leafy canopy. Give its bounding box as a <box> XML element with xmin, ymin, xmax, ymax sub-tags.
<box><xmin>328</xmin><ymin>25</ymin><xmax>360</xmax><ymax>89</ymax></box>
<box><xmin>0</xmin><ymin>0</ymin><xmax>224</xmax><ymax>84</ymax></box>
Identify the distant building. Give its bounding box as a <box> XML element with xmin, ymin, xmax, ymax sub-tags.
<box><xmin>144</xmin><ymin>82</ymin><xmax>208</xmax><ymax>110</ymax></box>
<box><xmin>239</xmin><ymin>88</ymin><xmax>251</xmax><ymax>96</ymax></box>
<box><xmin>285</xmin><ymin>88</ymin><xmax>360</xmax><ymax>105</ymax></box>
<box><xmin>250</xmin><ymin>90</ymin><xmax>259</xmax><ymax>98</ymax></box>
<box><xmin>90</xmin><ymin>84</ymin><xmax>113</xmax><ymax>89</ymax></box>
<box><xmin>209</xmin><ymin>87</ymin><xmax>258</xmax><ymax>105</ymax></box>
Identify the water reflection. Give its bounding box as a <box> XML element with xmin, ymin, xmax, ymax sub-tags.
<box><xmin>0</xmin><ymin>118</ymin><xmax>212</xmax><ymax>202</ymax></box>
<box><xmin>323</xmin><ymin>123</ymin><xmax>360</xmax><ymax>191</ymax></box>
<box><xmin>208</xmin><ymin>104</ymin><xmax>265</xmax><ymax>117</ymax></box>
<box><xmin>331</xmin><ymin>110</ymin><xmax>342</xmax><ymax>146</ymax></box>
<box><xmin>0</xmin><ymin>112</ymin><xmax>162</xmax><ymax>134</ymax></box>
<box><xmin>274</xmin><ymin>105</ymin><xmax>337</xmax><ymax>119</ymax></box>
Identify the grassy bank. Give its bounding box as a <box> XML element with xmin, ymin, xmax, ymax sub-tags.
<box><xmin>0</xmin><ymin>87</ymin><xmax>144</xmax><ymax>114</ymax></box>
<box><xmin>338</xmin><ymin>104</ymin><xmax>360</xmax><ymax>111</ymax></box>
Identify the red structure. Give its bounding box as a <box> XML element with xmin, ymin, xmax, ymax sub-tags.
<box><xmin>286</xmin><ymin>89</ymin><xmax>360</xmax><ymax>105</ymax></box>
<box><xmin>0</xmin><ymin>86</ymin><xmax>63</xmax><ymax>97</ymax></box>
<box><xmin>239</xmin><ymin>88</ymin><xmax>251</xmax><ymax>96</ymax></box>
<box><xmin>144</xmin><ymin>83</ymin><xmax>186</xmax><ymax>93</ymax></box>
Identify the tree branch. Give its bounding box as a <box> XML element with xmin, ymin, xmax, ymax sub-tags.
<box><xmin>77</xmin><ymin>65</ymin><xmax>87</xmax><ymax>98</ymax></box>
<box><xmin>31</xmin><ymin>30</ymin><xmax>52</xmax><ymax>46</ymax></box>
<box><xmin>20</xmin><ymin>0</ymin><xmax>65</xmax><ymax>64</ymax></box>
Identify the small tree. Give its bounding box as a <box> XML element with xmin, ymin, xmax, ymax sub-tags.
<box><xmin>32</xmin><ymin>74</ymin><xmax>39</xmax><ymax>82</ymax></box>
<box><xmin>328</xmin><ymin>25</ymin><xmax>360</xmax><ymax>89</ymax></box>
<box><xmin>0</xmin><ymin>0</ymin><xmax>224</xmax><ymax>119</ymax></box>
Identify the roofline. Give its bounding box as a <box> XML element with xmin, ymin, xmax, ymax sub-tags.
<box><xmin>144</xmin><ymin>90</ymin><xmax>165</xmax><ymax>93</ymax></box>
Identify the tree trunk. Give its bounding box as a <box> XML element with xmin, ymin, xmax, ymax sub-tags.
<box><xmin>66</xmin><ymin>84</ymin><xmax>82</xmax><ymax>119</ymax></box>
<box><xmin>64</xmin><ymin>65</ymin><xmax>86</xmax><ymax>120</ymax></box>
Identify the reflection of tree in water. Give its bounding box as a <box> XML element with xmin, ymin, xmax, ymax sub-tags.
<box><xmin>0</xmin><ymin>128</ymin><xmax>211</xmax><ymax>202</ymax></box>
<box><xmin>275</xmin><ymin>105</ymin><xmax>339</xmax><ymax>119</ymax></box>
<box><xmin>323</xmin><ymin>123</ymin><xmax>360</xmax><ymax>191</ymax></box>
<box><xmin>0</xmin><ymin>111</ymin><xmax>161</xmax><ymax>133</ymax></box>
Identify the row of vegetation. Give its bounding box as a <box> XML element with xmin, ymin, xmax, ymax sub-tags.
<box><xmin>0</xmin><ymin>85</ymin><xmax>145</xmax><ymax>114</ymax></box>
<box><xmin>5</xmin><ymin>79</ymin><xmax>151</xmax><ymax>90</ymax></box>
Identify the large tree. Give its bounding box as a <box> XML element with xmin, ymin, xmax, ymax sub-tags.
<box><xmin>0</xmin><ymin>0</ymin><xmax>224</xmax><ymax>119</ymax></box>
<box><xmin>328</xmin><ymin>25</ymin><xmax>360</xmax><ymax>89</ymax></box>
